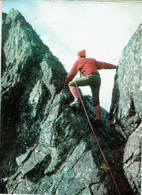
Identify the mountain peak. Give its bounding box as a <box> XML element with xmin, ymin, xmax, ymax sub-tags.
<box><xmin>9</xmin><ymin>8</ymin><xmax>22</xmax><ymax>18</ymax></box>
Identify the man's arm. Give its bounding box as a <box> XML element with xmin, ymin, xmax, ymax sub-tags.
<box><xmin>96</xmin><ymin>61</ymin><xmax>117</xmax><ymax>69</ymax></box>
<box><xmin>65</xmin><ymin>61</ymin><xmax>79</xmax><ymax>85</ymax></box>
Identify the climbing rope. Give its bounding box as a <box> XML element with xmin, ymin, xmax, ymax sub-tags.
<box><xmin>74</xmin><ymin>80</ymin><xmax>121</xmax><ymax>195</ymax></box>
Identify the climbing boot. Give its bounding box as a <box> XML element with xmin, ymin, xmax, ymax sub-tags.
<box><xmin>95</xmin><ymin>119</ymin><xmax>102</xmax><ymax>127</ymax></box>
<box><xmin>110</xmin><ymin>122</ymin><xmax>116</xmax><ymax>127</ymax></box>
<box><xmin>70</xmin><ymin>100</ymin><xmax>80</xmax><ymax>107</ymax></box>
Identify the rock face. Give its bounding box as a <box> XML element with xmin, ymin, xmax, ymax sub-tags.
<box><xmin>110</xmin><ymin>24</ymin><xmax>142</xmax><ymax>195</ymax></box>
<box><xmin>0</xmin><ymin>9</ymin><xmax>141</xmax><ymax>195</ymax></box>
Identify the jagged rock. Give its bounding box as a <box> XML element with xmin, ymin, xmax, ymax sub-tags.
<box><xmin>123</xmin><ymin>125</ymin><xmax>141</xmax><ymax>194</ymax></box>
<box><xmin>110</xmin><ymin>24</ymin><xmax>142</xmax><ymax>194</ymax></box>
<box><xmin>1</xmin><ymin>8</ymin><xmax>137</xmax><ymax>195</ymax></box>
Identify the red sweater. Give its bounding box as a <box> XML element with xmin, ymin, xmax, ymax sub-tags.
<box><xmin>65</xmin><ymin>58</ymin><xmax>117</xmax><ymax>85</ymax></box>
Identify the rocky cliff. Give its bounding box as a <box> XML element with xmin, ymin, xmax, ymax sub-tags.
<box><xmin>110</xmin><ymin>23</ymin><xmax>142</xmax><ymax>195</ymax></box>
<box><xmin>0</xmin><ymin>9</ymin><xmax>141</xmax><ymax>195</ymax></box>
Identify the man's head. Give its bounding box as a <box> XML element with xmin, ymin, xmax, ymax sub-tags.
<box><xmin>77</xmin><ymin>50</ymin><xmax>86</xmax><ymax>59</ymax></box>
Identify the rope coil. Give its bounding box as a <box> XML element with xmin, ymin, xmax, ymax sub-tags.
<box><xmin>74</xmin><ymin>80</ymin><xmax>121</xmax><ymax>195</ymax></box>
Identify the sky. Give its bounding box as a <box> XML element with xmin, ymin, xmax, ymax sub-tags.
<box><xmin>2</xmin><ymin>0</ymin><xmax>142</xmax><ymax>111</ymax></box>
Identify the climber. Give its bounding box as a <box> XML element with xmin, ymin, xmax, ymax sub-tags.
<box><xmin>65</xmin><ymin>49</ymin><xmax>117</xmax><ymax>126</ymax></box>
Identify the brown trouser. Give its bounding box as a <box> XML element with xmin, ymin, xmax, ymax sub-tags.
<box><xmin>68</xmin><ymin>73</ymin><xmax>101</xmax><ymax>106</ymax></box>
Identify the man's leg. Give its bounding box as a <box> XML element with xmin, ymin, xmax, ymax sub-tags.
<box><xmin>68</xmin><ymin>76</ymin><xmax>90</xmax><ymax>106</ymax></box>
<box><xmin>69</xmin><ymin>86</ymin><xmax>80</xmax><ymax>102</ymax></box>
<box><xmin>90</xmin><ymin>75</ymin><xmax>101</xmax><ymax>121</ymax></box>
<box><xmin>94</xmin><ymin>105</ymin><xmax>101</xmax><ymax>120</ymax></box>
<box><xmin>92</xmin><ymin>92</ymin><xmax>102</xmax><ymax>126</ymax></box>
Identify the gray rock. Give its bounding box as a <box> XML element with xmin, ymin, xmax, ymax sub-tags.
<box><xmin>110</xmin><ymin>24</ymin><xmax>142</xmax><ymax>194</ymax></box>
<box><xmin>123</xmin><ymin>125</ymin><xmax>142</xmax><ymax>195</ymax></box>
